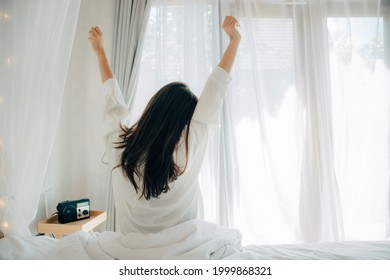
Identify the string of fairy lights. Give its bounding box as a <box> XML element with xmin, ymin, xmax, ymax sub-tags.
<box><xmin>0</xmin><ymin>8</ymin><xmax>11</xmax><ymax>234</ymax></box>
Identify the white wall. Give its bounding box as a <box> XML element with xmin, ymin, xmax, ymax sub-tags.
<box><xmin>31</xmin><ymin>0</ymin><xmax>116</xmax><ymax>234</ymax></box>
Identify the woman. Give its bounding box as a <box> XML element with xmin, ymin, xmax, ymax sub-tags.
<box><xmin>88</xmin><ymin>16</ymin><xmax>240</xmax><ymax>234</ymax></box>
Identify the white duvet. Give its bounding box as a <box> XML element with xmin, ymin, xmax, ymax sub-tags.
<box><xmin>0</xmin><ymin>219</ymin><xmax>242</xmax><ymax>260</ymax></box>
<box><xmin>1</xmin><ymin>219</ymin><xmax>390</xmax><ymax>260</ymax></box>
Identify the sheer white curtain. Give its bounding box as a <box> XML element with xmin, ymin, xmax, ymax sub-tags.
<box><xmin>219</xmin><ymin>0</ymin><xmax>305</xmax><ymax>244</ymax></box>
<box><xmin>328</xmin><ymin>1</ymin><xmax>390</xmax><ymax>241</ymax></box>
<box><xmin>0</xmin><ymin>0</ymin><xmax>80</xmax><ymax>236</ymax></box>
<box><xmin>135</xmin><ymin>0</ymin><xmax>389</xmax><ymax>245</ymax></box>
<box><xmin>221</xmin><ymin>0</ymin><xmax>389</xmax><ymax>244</ymax></box>
<box><xmin>131</xmin><ymin>0</ymin><xmax>220</xmax><ymax>126</ymax></box>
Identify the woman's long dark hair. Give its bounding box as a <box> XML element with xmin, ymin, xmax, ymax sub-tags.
<box><xmin>115</xmin><ymin>82</ymin><xmax>198</xmax><ymax>200</ymax></box>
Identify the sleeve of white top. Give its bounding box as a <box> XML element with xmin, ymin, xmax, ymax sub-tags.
<box><xmin>192</xmin><ymin>66</ymin><xmax>232</xmax><ymax>126</ymax></box>
<box><xmin>102</xmin><ymin>78</ymin><xmax>130</xmax><ymax>144</ymax></box>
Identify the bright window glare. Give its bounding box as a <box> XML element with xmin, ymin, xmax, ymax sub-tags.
<box><xmin>328</xmin><ymin>17</ymin><xmax>389</xmax><ymax>240</ymax></box>
<box><xmin>228</xmin><ymin>18</ymin><xmax>301</xmax><ymax>244</ymax></box>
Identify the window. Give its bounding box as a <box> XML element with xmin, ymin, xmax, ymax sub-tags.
<box><xmin>329</xmin><ymin>17</ymin><xmax>389</xmax><ymax>240</ymax></box>
<box><xmin>135</xmin><ymin>0</ymin><xmax>390</xmax><ymax>244</ymax></box>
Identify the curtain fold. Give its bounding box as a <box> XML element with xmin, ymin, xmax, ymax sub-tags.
<box><xmin>106</xmin><ymin>0</ymin><xmax>152</xmax><ymax>230</ymax></box>
<box><xmin>0</xmin><ymin>0</ymin><xmax>80</xmax><ymax>236</ymax></box>
<box><xmin>293</xmin><ymin>0</ymin><xmax>344</xmax><ymax>242</ymax></box>
<box><xmin>386</xmin><ymin>1</ymin><xmax>390</xmax><ymax>236</ymax></box>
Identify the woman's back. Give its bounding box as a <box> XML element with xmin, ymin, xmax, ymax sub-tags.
<box><xmin>103</xmin><ymin>67</ymin><xmax>231</xmax><ymax>234</ymax></box>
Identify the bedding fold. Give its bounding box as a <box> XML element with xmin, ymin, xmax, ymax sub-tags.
<box><xmin>0</xmin><ymin>219</ymin><xmax>243</xmax><ymax>260</ymax></box>
<box><xmin>1</xmin><ymin>220</ymin><xmax>390</xmax><ymax>260</ymax></box>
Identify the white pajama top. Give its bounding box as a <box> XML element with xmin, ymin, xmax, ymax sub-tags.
<box><xmin>102</xmin><ymin>66</ymin><xmax>231</xmax><ymax>234</ymax></box>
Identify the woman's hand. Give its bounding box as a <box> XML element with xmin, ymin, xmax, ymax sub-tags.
<box><xmin>88</xmin><ymin>26</ymin><xmax>105</xmax><ymax>54</ymax></box>
<box><xmin>88</xmin><ymin>26</ymin><xmax>114</xmax><ymax>82</ymax></box>
<box><xmin>221</xmin><ymin>16</ymin><xmax>241</xmax><ymax>43</ymax></box>
<box><xmin>218</xmin><ymin>16</ymin><xmax>240</xmax><ymax>73</ymax></box>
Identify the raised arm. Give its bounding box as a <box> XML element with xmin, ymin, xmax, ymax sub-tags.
<box><xmin>218</xmin><ymin>16</ymin><xmax>241</xmax><ymax>73</ymax></box>
<box><xmin>88</xmin><ymin>26</ymin><xmax>114</xmax><ymax>83</ymax></box>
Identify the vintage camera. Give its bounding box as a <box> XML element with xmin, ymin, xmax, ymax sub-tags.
<box><xmin>56</xmin><ymin>198</ymin><xmax>90</xmax><ymax>224</ymax></box>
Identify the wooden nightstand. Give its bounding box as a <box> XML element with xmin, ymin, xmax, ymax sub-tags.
<box><xmin>37</xmin><ymin>210</ymin><xmax>107</xmax><ymax>239</ymax></box>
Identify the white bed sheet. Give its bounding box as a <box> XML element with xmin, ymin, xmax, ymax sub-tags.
<box><xmin>1</xmin><ymin>219</ymin><xmax>389</xmax><ymax>260</ymax></box>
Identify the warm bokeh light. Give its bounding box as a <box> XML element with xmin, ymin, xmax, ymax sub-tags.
<box><xmin>0</xmin><ymin>11</ymin><xmax>11</xmax><ymax>21</ymax></box>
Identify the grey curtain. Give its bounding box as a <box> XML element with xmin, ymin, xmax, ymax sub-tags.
<box><xmin>113</xmin><ymin>0</ymin><xmax>152</xmax><ymax>105</ymax></box>
<box><xmin>106</xmin><ymin>0</ymin><xmax>152</xmax><ymax>231</ymax></box>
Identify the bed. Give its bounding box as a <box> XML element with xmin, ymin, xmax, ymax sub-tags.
<box><xmin>1</xmin><ymin>220</ymin><xmax>390</xmax><ymax>260</ymax></box>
